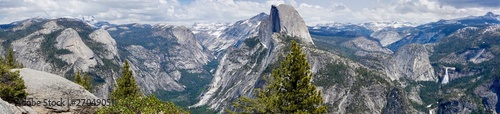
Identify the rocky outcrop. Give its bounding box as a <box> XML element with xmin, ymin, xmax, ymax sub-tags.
<box><xmin>191</xmin><ymin>22</ymin><xmax>230</xmax><ymax>53</ymax></box>
<box><xmin>124</xmin><ymin>45</ymin><xmax>185</xmax><ymax>92</ymax></box>
<box><xmin>6</xmin><ymin>19</ymin><xmax>122</xmax><ymax>98</ymax></box>
<box><xmin>193</xmin><ymin>13</ymin><xmax>268</xmax><ymax>55</ymax></box>
<box><xmin>475</xmin><ymin>78</ymin><xmax>500</xmax><ymax>113</ymax></box>
<box><xmin>438</xmin><ymin>100</ymin><xmax>476</xmax><ymax>114</ymax></box>
<box><xmin>385</xmin><ymin>44</ymin><xmax>435</xmax><ymax>81</ymax></box>
<box><xmin>0</xmin><ymin>98</ymin><xmax>36</xmax><ymax>114</ymax></box>
<box><xmin>56</xmin><ymin>28</ymin><xmax>97</xmax><ymax>72</ymax></box>
<box><xmin>341</xmin><ymin>36</ymin><xmax>393</xmax><ymax>55</ymax></box>
<box><xmin>15</xmin><ymin>68</ymin><xmax>100</xmax><ymax>113</ymax></box>
<box><xmin>89</xmin><ymin>28</ymin><xmax>119</xmax><ymax>59</ymax></box>
<box><xmin>221</xmin><ymin>13</ymin><xmax>268</xmax><ymax>42</ymax></box>
<box><xmin>11</xmin><ymin>20</ymin><xmax>62</xmax><ymax>73</ymax></box>
<box><xmin>371</xmin><ymin>30</ymin><xmax>407</xmax><ymax>47</ymax></box>
<box><xmin>196</xmin><ymin>4</ymin><xmax>319</xmax><ymax>109</ymax></box>
<box><xmin>3</xmin><ymin>18</ymin><xmax>213</xmax><ymax>101</ymax></box>
<box><xmin>194</xmin><ymin>5</ymin><xmax>397</xmax><ymax>114</ymax></box>
<box><xmin>170</xmin><ymin>26</ymin><xmax>209</xmax><ymax>69</ymax></box>
<box><xmin>382</xmin><ymin>88</ymin><xmax>416</xmax><ymax>114</ymax></box>
<box><xmin>258</xmin><ymin>4</ymin><xmax>314</xmax><ymax>48</ymax></box>
<box><xmin>108</xmin><ymin>24</ymin><xmax>212</xmax><ymax>95</ymax></box>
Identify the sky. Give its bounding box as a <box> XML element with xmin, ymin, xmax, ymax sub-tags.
<box><xmin>1</xmin><ymin>0</ymin><xmax>500</xmax><ymax>26</ymax></box>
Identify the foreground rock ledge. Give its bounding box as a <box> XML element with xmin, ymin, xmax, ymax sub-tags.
<box><xmin>2</xmin><ymin>68</ymin><xmax>101</xmax><ymax>113</ymax></box>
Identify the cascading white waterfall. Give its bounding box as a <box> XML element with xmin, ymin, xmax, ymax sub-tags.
<box><xmin>441</xmin><ymin>67</ymin><xmax>456</xmax><ymax>84</ymax></box>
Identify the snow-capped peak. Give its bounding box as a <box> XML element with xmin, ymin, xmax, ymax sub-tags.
<box><xmin>191</xmin><ymin>22</ymin><xmax>230</xmax><ymax>38</ymax></box>
<box><xmin>312</xmin><ymin>21</ymin><xmax>418</xmax><ymax>31</ymax></box>
<box><xmin>67</xmin><ymin>15</ymin><xmax>111</xmax><ymax>29</ymax></box>
<box><xmin>360</xmin><ymin>21</ymin><xmax>418</xmax><ymax>31</ymax></box>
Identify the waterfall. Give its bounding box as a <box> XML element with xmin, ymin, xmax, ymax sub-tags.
<box><xmin>441</xmin><ymin>67</ymin><xmax>456</xmax><ymax>84</ymax></box>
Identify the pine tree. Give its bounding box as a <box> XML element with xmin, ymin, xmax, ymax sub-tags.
<box><xmin>231</xmin><ymin>40</ymin><xmax>327</xmax><ymax>114</ymax></box>
<box><xmin>0</xmin><ymin>56</ymin><xmax>4</xmax><ymax>66</ymax></box>
<box><xmin>110</xmin><ymin>60</ymin><xmax>141</xmax><ymax>101</ymax></box>
<box><xmin>6</xmin><ymin>47</ymin><xmax>16</xmax><ymax>68</ymax></box>
<box><xmin>81</xmin><ymin>72</ymin><xmax>92</xmax><ymax>91</ymax></box>
<box><xmin>74</xmin><ymin>71</ymin><xmax>82</xmax><ymax>86</ymax></box>
<box><xmin>97</xmin><ymin>60</ymin><xmax>188</xmax><ymax>114</ymax></box>
<box><xmin>5</xmin><ymin>48</ymin><xmax>21</xmax><ymax>68</ymax></box>
<box><xmin>0</xmin><ymin>66</ymin><xmax>27</xmax><ymax>104</ymax></box>
<box><xmin>0</xmin><ymin>48</ymin><xmax>27</xmax><ymax>104</ymax></box>
<box><xmin>74</xmin><ymin>71</ymin><xmax>92</xmax><ymax>91</ymax></box>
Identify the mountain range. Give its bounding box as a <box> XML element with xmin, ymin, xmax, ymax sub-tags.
<box><xmin>1</xmin><ymin>4</ymin><xmax>500</xmax><ymax>114</ymax></box>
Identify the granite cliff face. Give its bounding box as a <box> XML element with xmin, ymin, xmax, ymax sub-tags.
<box><xmin>0</xmin><ymin>68</ymin><xmax>101</xmax><ymax>113</ymax></box>
<box><xmin>193</xmin><ymin>13</ymin><xmax>268</xmax><ymax>56</ymax></box>
<box><xmin>55</xmin><ymin>28</ymin><xmax>98</xmax><ymax>72</ymax></box>
<box><xmin>194</xmin><ymin>4</ymin><xmax>399</xmax><ymax>114</ymax></box>
<box><xmin>89</xmin><ymin>28</ymin><xmax>119</xmax><ymax>60</ymax></box>
<box><xmin>258</xmin><ymin>4</ymin><xmax>314</xmax><ymax>48</ymax></box>
<box><xmin>1</xmin><ymin>18</ymin><xmax>213</xmax><ymax>100</ymax></box>
<box><xmin>3</xmin><ymin>19</ymin><xmax>122</xmax><ymax>98</ymax></box>
<box><xmin>341</xmin><ymin>36</ymin><xmax>393</xmax><ymax>55</ymax></box>
<box><xmin>385</xmin><ymin>44</ymin><xmax>435</xmax><ymax>81</ymax></box>
<box><xmin>370</xmin><ymin>29</ymin><xmax>411</xmax><ymax>47</ymax></box>
<box><xmin>107</xmin><ymin>24</ymin><xmax>212</xmax><ymax>95</ymax></box>
<box><xmin>16</xmin><ymin>68</ymin><xmax>101</xmax><ymax>113</ymax></box>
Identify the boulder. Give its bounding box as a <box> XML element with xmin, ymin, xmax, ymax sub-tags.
<box><xmin>15</xmin><ymin>68</ymin><xmax>101</xmax><ymax>113</ymax></box>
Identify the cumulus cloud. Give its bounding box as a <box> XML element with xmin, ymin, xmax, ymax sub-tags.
<box><xmin>0</xmin><ymin>0</ymin><xmax>500</xmax><ymax>26</ymax></box>
<box><xmin>436</xmin><ymin>0</ymin><xmax>500</xmax><ymax>8</ymax></box>
<box><xmin>0</xmin><ymin>0</ymin><xmax>290</xmax><ymax>25</ymax></box>
<box><xmin>351</xmin><ymin>0</ymin><xmax>500</xmax><ymax>24</ymax></box>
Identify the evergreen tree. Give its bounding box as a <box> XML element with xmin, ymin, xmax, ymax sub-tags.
<box><xmin>5</xmin><ymin>48</ymin><xmax>22</xmax><ymax>68</ymax></box>
<box><xmin>231</xmin><ymin>41</ymin><xmax>327</xmax><ymax>114</ymax></box>
<box><xmin>81</xmin><ymin>72</ymin><xmax>92</xmax><ymax>91</ymax></box>
<box><xmin>0</xmin><ymin>66</ymin><xmax>27</xmax><ymax>104</ymax></box>
<box><xmin>97</xmin><ymin>94</ymin><xmax>189</xmax><ymax>114</ymax></box>
<box><xmin>6</xmin><ymin>47</ymin><xmax>15</xmax><ymax>68</ymax></box>
<box><xmin>74</xmin><ymin>71</ymin><xmax>82</xmax><ymax>86</ymax></box>
<box><xmin>0</xmin><ymin>56</ymin><xmax>4</xmax><ymax>66</ymax></box>
<box><xmin>74</xmin><ymin>71</ymin><xmax>92</xmax><ymax>91</ymax></box>
<box><xmin>0</xmin><ymin>48</ymin><xmax>27</xmax><ymax>104</ymax></box>
<box><xmin>110</xmin><ymin>60</ymin><xmax>141</xmax><ymax>100</ymax></box>
<box><xmin>97</xmin><ymin>60</ymin><xmax>188</xmax><ymax>114</ymax></box>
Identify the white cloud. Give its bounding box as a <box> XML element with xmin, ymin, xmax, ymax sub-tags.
<box><xmin>350</xmin><ymin>0</ymin><xmax>500</xmax><ymax>24</ymax></box>
<box><xmin>1</xmin><ymin>0</ymin><xmax>500</xmax><ymax>26</ymax></box>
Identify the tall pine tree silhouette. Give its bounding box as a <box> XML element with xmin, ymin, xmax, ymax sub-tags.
<box><xmin>110</xmin><ymin>60</ymin><xmax>141</xmax><ymax>100</ymax></box>
<box><xmin>231</xmin><ymin>40</ymin><xmax>327</xmax><ymax>114</ymax></box>
<box><xmin>98</xmin><ymin>60</ymin><xmax>188</xmax><ymax>113</ymax></box>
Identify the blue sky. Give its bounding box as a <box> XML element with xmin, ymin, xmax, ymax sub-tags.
<box><xmin>1</xmin><ymin>0</ymin><xmax>499</xmax><ymax>26</ymax></box>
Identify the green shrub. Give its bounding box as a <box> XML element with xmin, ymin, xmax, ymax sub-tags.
<box><xmin>0</xmin><ymin>48</ymin><xmax>27</xmax><ymax>104</ymax></box>
<box><xmin>0</xmin><ymin>63</ymin><xmax>27</xmax><ymax>104</ymax></box>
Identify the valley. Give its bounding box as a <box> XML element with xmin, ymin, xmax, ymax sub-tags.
<box><xmin>1</xmin><ymin>3</ymin><xmax>500</xmax><ymax>114</ymax></box>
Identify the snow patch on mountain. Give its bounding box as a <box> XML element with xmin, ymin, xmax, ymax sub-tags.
<box><xmin>191</xmin><ymin>22</ymin><xmax>230</xmax><ymax>38</ymax></box>
<box><xmin>313</xmin><ymin>21</ymin><xmax>418</xmax><ymax>32</ymax></box>
<box><xmin>361</xmin><ymin>21</ymin><xmax>418</xmax><ymax>31</ymax></box>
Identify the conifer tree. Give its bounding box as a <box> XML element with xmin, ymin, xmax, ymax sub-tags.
<box><xmin>0</xmin><ymin>56</ymin><xmax>4</xmax><ymax>66</ymax></box>
<box><xmin>231</xmin><ymin>40</ymin><xmax>327</xmax><ymax>114</ymax></box>
<box><xmin>0</xmin><ymin>66</ymin><xmax>26</xmax><ymax>104</ymax></box>
<box><xmin>0</xmin><ymin>48</ymin><xmax>26</xmax><ymax>104</ymax></box>
<box><xmin>5</xmin><ymin>48</ymin><xmax>22</xmax><ymax>68</ymax></box>
<box><xmin>97</xmin><ymin>60</ymin><xmax>188</xmax><ymax>114</ymax></box>
<box><xmin>74</xmin><ymin>71</ymin><xmax>91</xmax><ymax>91</ymax></box>
<box><xmin>74</xmin><ymin>71</ymin><xmax>82</xmax><ymax>86</ymax></box>
<box><xmin>110</xmin><ymin>60</ymin><xmax>141</xmax><ymax>100</ymax></box>
<box><xmin>81</xmin><ymin>72</ymin><xmax>92</xmax><ymax>91</ymax></box>
<box><xmin>6</xmin><ymin>47</ymin><xmax>16</xmax><ymax>68</ymax></box>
